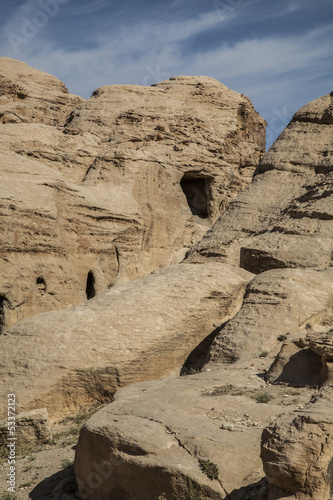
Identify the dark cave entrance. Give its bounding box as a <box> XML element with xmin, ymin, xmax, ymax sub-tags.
<box><xmin>36</xmin><ymin>277</ymin><xmax>47</xmax><ymax>296</ymax></box>
<box><xmin>180</xmin><ymin>175</ymin><xmax>209</xmax><ymax>218</ymax></box>
<box><xmin>86</xmin><ymin>271</ymin><xmax>96</xmax><ymax>300</ymax></box>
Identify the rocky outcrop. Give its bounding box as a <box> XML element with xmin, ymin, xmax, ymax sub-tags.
<box><xmin>261</xmin><ymin>386</ymin><xmax>333</xmax><ymax>500</ymax></box>
<box><xmin>0</xmin><ymin>408</ymin><xmax>50</xmax><ymax>449</ymax></box>
<box><xmin>0</xmin><ymin>263</ymin><xmax>251</xmax><ymax>421</ymax></box>
<box><xmin>2</xmin><ymin>61</ymin><xmax>332</xmax><ymax>499</ymax></box>
<box><xmin>0</xmin><ymin>59</ymin><xmax>265</xmax><ymax>329</ymax></box>
<box><xmin>266</xmin><ymin>329</ymin><xmax>333</xmax><ymax>387</ymax></box>
<box><xmin>188</xmin><ymin>93</ymin><xmax>333</xmax><ymax>367</ymax></box>
<box><xmin>75</xmin><ymin>365</ymin><xmax>295</xmax><ymax>500</ymax></box>
<box><xmin>73</xmin><ymin>93</ymin><xmax>333</xmax><ymax>500</ymax></box>
<box><xmin>0</xmin><ymin>148</ymin><xmax>140</xmax><ymax>331</ymax></box>
<box><xmin>207</xmin><ymin>268</ymin><xmax>333</xmax><ymax>364</ymax></box>
<box><xmin>0</xmin><ymin>58</ymin><xmax>82</xmax><ymax>125</ymax></box>
<box><xmin>69</xmin><ymin>75</ymin><xmax>266</xmax><ymax>222</ymax></box>
<box><xmin>186</xmin><ymin>93</ymin><xmax>333</xmax><ymax>270</ymax></box>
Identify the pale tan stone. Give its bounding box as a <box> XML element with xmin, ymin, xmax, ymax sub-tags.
<box><xmin>0</xmin><ymin>408</ymin><xmax>50</xmax><ymax>449</ymax></box>
<box><xmin>0</xmin><ymin>57</ymin><xmax>82</xmax><ymax>125</ymax></box>
<box><xmin>0</xmin><ymin>263</ymin><xmax>251</xmax><ymax>421</ymax></box>
<box><xmin>261</xmin><ymin>386</ymin><xmax>333</xmax><ymax>500</ymax></box>
<box><xmin>0</xmin><ymin>60</ymin><xmax>265</xmax><ymax>329</ymax></box>
<box><xmin>207</xmin><ymin>268</ymin><xmax>333</xmax><ymax>364</ymax></box>
<box><xmin>186</xmin><ymin>93</ymin><xmax>333</xmax><ymax>271</ymax></box>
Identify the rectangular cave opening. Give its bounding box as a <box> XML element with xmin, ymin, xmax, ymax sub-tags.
<box><xmin>180</xmin><ymin>175</ymin><xmax>209</xmax><ymax>219</ymax></box>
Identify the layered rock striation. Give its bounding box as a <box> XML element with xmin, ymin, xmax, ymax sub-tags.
<box><xmin>0</xmin><ymin>263</ymin><xmax>251</xmax><ymax>421</ymax></box>
<box><xmin>0</xmin><ymin>59</ymin><xmax>265</xmax><ymax>330</ymax></box>
<box><xmin>186</xmin><ymin>93</ymin><xmax>333</xmax><ymax>271</ymax></box>
<box><xmin>74</xmin><ymin>93</ymin><xmax>333</xmax><ymax>499</ymax></box>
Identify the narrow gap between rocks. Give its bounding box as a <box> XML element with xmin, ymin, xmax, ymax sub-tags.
<box><xmin>86</xmin><ymin>271</ymin><xmax>96</xmax><ymax>300</ymax></box>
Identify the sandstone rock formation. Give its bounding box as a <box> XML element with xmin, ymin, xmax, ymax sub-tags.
<box><xmin>1</xmin><ymin>61</ymin><xmax>332</xmax><ymax>499</ymax></box>
<box><xmin>0</xmin><ymin>408</ymin><xmax>50</xmax><ymax>449</ymax></box>
<box><xmin>73</xmin><ymin>93</ymin><xmax>333</xmax><ymax>500</ymax></box>
<box><xmin>261</xmin><ymin>386</ymin><xmax>333</xmax><ymax>500</ymax></box>
<box><xmin>74</xmin><ymin>362</ymin><xmax>314</xmax><ymax>500</ymax></box>
<box><xmin>186</xmin><ymin>93</ymin><xmax>333</xmax><ymax>270</ymax></box>
<box><xmin>266</xmin><ymin>329</ymin><xmax>333</xmax><ymax>387</ymax></box>
<box><xmin>0</xmin><ymin>57</ymin><xmax>83</xmax><ymax>125</ymax></box>
<box><xmin>186</xmin><ymin>92</ymin><xmax>333</xmax><ymax>366</ymax></box>
<box><xmin>206</xmin><ymin>268</ymin><xmax>333</xmax><ymax>365</ymax></box>
<box><xmin>0</xmin><ymin>59</ymin><xmax>265</xmax><ymax>330</ymax></box>
<box><xmin>0</xmin><ymin>263</ymin><xmax>251</xmax><ymax>421</ymax></box>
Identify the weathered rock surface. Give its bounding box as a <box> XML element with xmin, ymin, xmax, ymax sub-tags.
<box><xmin>261</xmin><ymin>386</ymin><xmax>333</xmax><ymax>500</ymax></box>
<box><xmin>266</xmin><ymin>329</ymin><xmax>333</xmax><ymax>387</ymax></box>
<box><xmin>0</xmin><ymin>57</ymin><xmax>82</xmax><ymax>125</ymax></box>
<box><xmin>73</xmin><ymin>93</ymin><xmax>333</xmax><ymax>500</ymax></box>
<box><xmin>0</xmin><ymin>263</ymin><xmax>251</xmax><ymax>421</ymax></box>
<box><xmin>207</xmin><ymin>268</ymin><xmax>333</xmax><ymax>364</ymax></box>
<box><xmin>0</xmin><ymin>59</ymin><xmax>265</xmax><ymax>329</ymax></box>
<box><xmin>70</xmin><ymin>75</ymin><xmax>266</xmax><ymax>222</ymax></box>
<box><xmin>186</xmin><ymin>93</ymin><xmax>333</xmax><ymax>271</ymax></box>
<box><xmin>0</xmin><ymin>408</ymin><xmax>50</xmax><ymax>449</ymax></box>
<box><xmin>1</xmin><ymin>64</ymin><xmax>332</xmax><ymax>500</ymax></box>
<box><xmin>0</xmin><ymin>148</ymin><xmax>140</xmax><ymax>332</ymax></box>
<box><xmin>75</xmin><ymin>363</ymin><xmax>314</xmax><ymax>500</ymax></box>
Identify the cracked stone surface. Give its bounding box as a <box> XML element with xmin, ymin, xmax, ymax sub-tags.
<box><xmin>0</xmin><ymin>262</ymin><xmax>251</xmax><ymax>421</ymax></box>
<box><xmin>261</xmin><ymin>386</ymin><xmax>333</xmax><ymax>500</ymax></box>
<box><xmin>74</xmin><ymin>364</ymin><xmax>314</xmax><ymax>500</ymax></box>
<box><xmin>207</xmin><ymin>268</ymin><xmax>333</xmax><ymax>365</ymax></box>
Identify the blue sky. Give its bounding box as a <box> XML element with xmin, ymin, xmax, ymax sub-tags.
<box><xmin>0</xmin><ymin>0</ymin><xmax>332</xmax><ymax>149</ymax></box>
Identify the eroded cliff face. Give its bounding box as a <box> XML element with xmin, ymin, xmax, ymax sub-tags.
<box><xmin>2</xmin><ymin>59</ymin><xmax>332</xmax><ymax>500</ymax></box>
<box><xmin>186</xmin><ymin>93</ymin><xmax>333</xmax><ymax>270</ymax></box>
<box><xmin>0</xmin><ymin>59</ymin><xmax>265</xmax><ymax>330</ymax></box>
<box><xmin>72</xmin><ymin>93</ymin><xmax>333</xmax><ymax>500</ymax></box>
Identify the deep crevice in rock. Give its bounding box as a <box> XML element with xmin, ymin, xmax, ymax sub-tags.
<box><xmin>86</xmin><ymin>271</ymin><xmax>96</xmax><ymax>300</ymax></box>
<box><xmin>180</xmin><ymin>326</ymin><xmax>222</xmax><ymax>375</ymax></box>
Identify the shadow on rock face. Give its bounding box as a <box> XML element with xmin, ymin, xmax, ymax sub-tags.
<box><xmin>269</xmin><ymin>348</ymin><xmax>325</xmax><ymax>387</ymax></box>
<box><xmin>227</xmin><ymin>477</ymin><xmax>269</xmax><ymax>500</ymax></box>
<box><xmin>180</xmin><ymin>326</ymin><xmax>221</xmax><ymax>375</ymax></box>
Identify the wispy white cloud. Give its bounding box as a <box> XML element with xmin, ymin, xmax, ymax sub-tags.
<box><xmin>67</xmin><ymin>0</ymin><xmax>109</xmax><ymax>15</ymax></box>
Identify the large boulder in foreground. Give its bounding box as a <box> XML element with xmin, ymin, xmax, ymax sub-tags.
<box><xmin>0</xmin><ymin>263</ymin><xmax>251</xmax><ymax>421</ymax></box>
<box><xmin>0</xmin><ymin>59</ymin><xmax>266</xmax><ymax>329</ymax></box>
<box><xmin>75</xmin><ymin>363</ymin><xmax>314</xmax><ymax>500</ymax></box>
<box><xmin>261</xmin><ymin>386</ymin><xmax>333</xmax><ymax>500</ymax></box>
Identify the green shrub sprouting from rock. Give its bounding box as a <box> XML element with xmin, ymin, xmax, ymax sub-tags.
<box><xmin>198</xmin><ymin>459</ymin><xmax>219</xmax><ymax>480</ymax></box>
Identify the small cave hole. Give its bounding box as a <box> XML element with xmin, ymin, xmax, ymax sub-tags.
<box><xmin>180</xmin><ymin>175</ymin><xmax>209</xmax><ymax>219</ymax></box>
<box><xmin>86</xmin><ymin>271</ymin><xmax>96</xmax><ymax>300</ymax></box>
<box><xmin>36</xmin><ymin>277</ymin><xmax>47</xmax><ymax>296</ymax></box>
